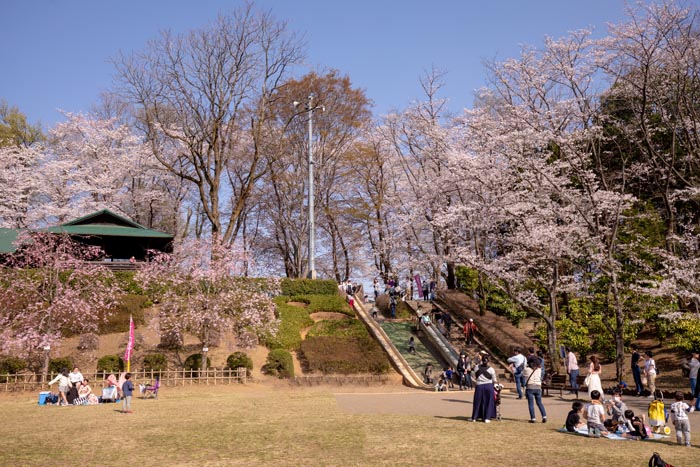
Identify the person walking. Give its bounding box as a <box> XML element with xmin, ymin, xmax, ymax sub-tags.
<box><xmin>463</xmin><ymin>318</ymin><xmax>477</xmax><ymax>346</ymax></box>
<box><xmin>565</xmin><ymin>347</ymin><xmax>579</xmax><ymax>397</ymax></box>
<box><xmin>644</xmin><ymin>351</ymin><xmax>658</xmax><ymax>398</ymax></box>
<box><xmin>121</xmin><ymin>373</ymin><xmax>134</xmax><ymax>414</ymax></box>
<box><xmin>631</xmin><ymin>344</ymin><xmax>643</xmax><ymax>396</ymax></box>
<box><xmin>471</xmin><ymin>355</ymin><xmax>498</xmax><ymax>423</ymax></box>
<box><xmin>522</xmin><ymin>359</ymin><xmax>547</xmax><ymax>423</ymax></box>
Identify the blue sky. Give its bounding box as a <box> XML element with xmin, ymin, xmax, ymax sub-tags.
<box><xmin>1</xmin><ymin>0</ymin><xmax>631</xmax><ymax>128</ymax></box>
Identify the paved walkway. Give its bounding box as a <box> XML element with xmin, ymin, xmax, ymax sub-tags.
<box><xmin>335</xmin><ymin>386</ymin><xmax>700</xmax><ymax>432</ymax></box>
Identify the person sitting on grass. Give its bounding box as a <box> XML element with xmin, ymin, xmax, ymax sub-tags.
<box><xmin>565</xmin><ymin>401</ymin><xmax>585</xmax><ymax>432</ymax></box>
<box><xmin>583</xmin><ymin>390</ymin><xmax>609</xmax><ymax>438</ymax></box>
<box><xmin>622</xmin><ymin>409</ymin><xmax>648</xmax><ymax>440</ymax></box>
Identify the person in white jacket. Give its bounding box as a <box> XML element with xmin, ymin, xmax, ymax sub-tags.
<box><xmin>48</xmin><ymin>368</ymin><xmax>71</xmax><ymax>405</ymax></box>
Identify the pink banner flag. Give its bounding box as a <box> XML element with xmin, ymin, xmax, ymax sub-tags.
<box><xmin>414</xmin><ymin>274</ymin><xmax>423</xmax><ymax>299</ymax></box>
<box><xmin>124</xmin><ymin>314</ymin><xmax>134</xmax><ymax>362</ymax></box>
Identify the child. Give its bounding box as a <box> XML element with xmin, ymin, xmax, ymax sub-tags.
<box><xmin>445</xmin><ymin>367</ymin><xmax>454</xmax><ymax>388</ymax></box>
<box><xmin>408</xmin><ymin>336</ymin><xmax>416</xmax><ymax>354</ymax></box>
<box><xmin>121</xmin><ymin>373</ymin><xmax>134</xmax><ymax>414</ymax></box>
<box><xmin>670</xmin><ymin>390</ymin><xmax>693</xmax><ymax>446</ymax></box>
<box><xmin>583</xmin><ymin>390</ymin><xmax>609</xmax><ymax>438</ymax></box>
<box><xmin>623</xmin><ymin>409</ymin><xmax>648</xmax><ymax>440</ymax></box>
<box><xmin>565</xmin><ymin>401</ymin><xmax>585</xmax><ymax>432</ymax></box>
<box><xmin>435</xmin><ymin>377</ymin><xmax>447</xmax><ymax>392</ymax></box>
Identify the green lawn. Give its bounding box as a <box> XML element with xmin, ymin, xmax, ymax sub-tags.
<box><xmin>0</xmin><ymin>386</ymin><xmax>695</xmax><ymax>467</ymax></box>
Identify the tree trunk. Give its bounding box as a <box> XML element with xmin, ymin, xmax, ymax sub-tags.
<box><xmin>41</xmin><ymin>347</ymin><xmax>51</xmax><ymax>383</ymax></box>
<box><xmin>446</xmin><ymin>261</ymin><xmax>456</xmax><ymax>289</ymax></box>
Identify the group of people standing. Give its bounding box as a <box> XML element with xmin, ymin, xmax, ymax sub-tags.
<box><xmin>563</xmin><ymin>345</ymin><xmax>659</xmax><ymax>399</ymax></box>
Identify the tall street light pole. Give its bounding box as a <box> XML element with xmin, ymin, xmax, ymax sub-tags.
<box><xmin>307</xmin><ymin>94</ymin><xmax>316</xmax><ymax>280</ymax></box>
<box><xmin>294</xmin><ymin>94</ymin><xmax>324</xmax><ymax>279</ymax></box>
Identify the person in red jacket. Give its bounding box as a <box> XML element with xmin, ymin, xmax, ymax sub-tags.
<box><xmin>464</xmin><ymin>318</ymin><xmax>478</xmax><ymax>346</ymax></box>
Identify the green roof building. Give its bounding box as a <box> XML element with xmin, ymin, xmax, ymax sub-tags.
<box><xmin>0</xmin><ymin>209</ymin><xmax>173</xmax><ymax>261</ymax></box>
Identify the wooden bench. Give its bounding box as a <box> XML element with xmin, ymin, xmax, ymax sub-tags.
<box><xmin>543</xmin><ymin>373</ymin><xmax>587</xmax><ymax>397</ymax></box>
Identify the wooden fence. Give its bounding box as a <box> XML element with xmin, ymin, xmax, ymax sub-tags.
<box><xmin>0</xmin><ymin>367</ymin><xmax>247</xmax><ymax>393</ymax></box>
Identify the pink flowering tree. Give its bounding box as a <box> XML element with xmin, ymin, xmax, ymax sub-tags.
<box><xmin>135</xmin><ymin>238</ymin><xmax>280</xmax><ymax>371</ymax></box>
<box><xmin>0</xmin><ymin>232</ymin><xmax>120</xmax><ymax>380</ymax></box>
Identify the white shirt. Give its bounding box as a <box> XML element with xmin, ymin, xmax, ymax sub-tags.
<box><xmin>645</xmin><ymin>358</ymin><xmax>656</xmax><ymax>375</ymax></box>
<box><xmin>508</xmin><ymin>354</ymin><xmax>526</xmax><ymax>372</ymax></box>
<box><xmin>585</xmin><ymin>402</ymin><xmax>605</xmax><ymax>425</ymax></box>
<box><xmin>69</xmin><ymin>370</ymin><xmax>84</xmax><ymax>384</ymax></box>
<box><xmin>566</xmin><ymin>352</ymin><xmax>579</xmax><ymax>372</ymax></box>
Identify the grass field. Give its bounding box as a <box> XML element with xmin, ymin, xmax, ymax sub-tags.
<box><xmin>0</xmin><ymin>384</ymin><xmax>696</xmax><ymax>467</ymax></box>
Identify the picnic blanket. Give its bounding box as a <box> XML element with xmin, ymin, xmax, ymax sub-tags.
<box><xmin>557</xmin><ymin>427</ymin><xmax>667</xmax><ymax>441</ymax></box>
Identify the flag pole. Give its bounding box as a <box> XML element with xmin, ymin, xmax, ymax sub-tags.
<box><xmin>125</xmin><ymin>314</ymin><xmax>134</xmax><ymax>373</ymax></box>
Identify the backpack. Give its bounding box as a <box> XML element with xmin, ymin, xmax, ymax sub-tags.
<box><xmin>648</xmin><ymin>452</ymin><xmax>674</xmax><ymax>467</ymax></box>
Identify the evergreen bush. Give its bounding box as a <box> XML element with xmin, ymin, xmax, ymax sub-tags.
<box><xmin>142</xmin><ymin>353</ymin><xmax>168</xmax><ymax>372</ymax></box>
<box><xmin>226</xmin><ymin>352</ymin><xmax>253</xmax><ymax>375</ymax></box>
<box><xmin>281</xmin><ymin>279</ymin><xmax>338</xmax><ymax>296</ymax></box>
<box><xmin>183</xmin><ymin>353</ymin><xmax>211</xmax><ymax>377</ymax></box>
<box><xmin>96</xmin><ymin>355</ymin><xmax>124</xmax><ymax>375</ymax></box>
<box><xmin>49</xmin><ymin>357</ymin><xmax>73</xmax><ymax>375</ymax></box>
<box><xmin>0</xmin><ymin>356</ymin><xmax>26</xmax><ymax>382</ymax></box>
<box><xmin>262</xmin><ymin>349</ymin><xmax>294</xmax><ymax>378</ymax></box>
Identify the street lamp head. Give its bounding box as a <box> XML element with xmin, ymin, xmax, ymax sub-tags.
<box><xmin>293</xmin><ymin>101</ymin><xmax>301</xmax><ymax>108</ymax></box>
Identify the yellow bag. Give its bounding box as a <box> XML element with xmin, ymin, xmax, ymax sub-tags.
<box><xmin>648</xmin><ymin>399</ymin><xmax>665</xmax><ymax>427</ymax></box>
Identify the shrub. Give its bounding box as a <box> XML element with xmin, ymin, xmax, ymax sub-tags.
<box><xmin>262</xmin><ymin>349</ymin><xmax>294</xmax><ymax>378</ymax></box>
<box><xmin>49</xmin><ymin>357</ymin><xmax>73</xmax><ymax>375</ymax></box>
<box><xmin>306</xmin><ymin>319</ymin><xmax>368</xmax><ymax>339</ymax></box>
<box><xmin>112</xmin><ymin>271</ymin><xmax>146</xmax><ymax>295</ymax></box>
<box><xmin>0</xmin><ymin>356</ymin><xmax>26</xmax><ymax>374</ymax></box>
<box><xmin>183</xmin><ymin>353</ymin><xmax>211</xmax><ymax>377</ymax></box>
<box><xmin>299</xmin><ymin>336</ymin><xmax>389</xmax><ymax>374</ymax></box>
<box><xmin>96</xmin><ymin>355</ymin><xmax>124</xmax><ymax>375</ymax></box>
<box><xmin>262</xmin><ymin>297</ymin><xmax>314</xmax><ymax>350</ymax></box>
<box><xmin>0</xmin><ymin>356</ymin><xmax>26</xmax><ymax>383</ymax></box>
<box><xmin>302</xmin><ymin>295</ymin><xmax>353</xmax><ymax>315</ymax></box>
<box><xmin>281</xmin><ymin>279</ymin><xmax>338</xmax><ymax>296</ymax></box>
<box><xmin>142</xmin><ymin>353</ymin><xmax>168</xmax><ymax>372</ymax></box>
<box><xmin>226</xmin><ymin>352</ymin><xmax>253</xmax><ymax>375</ymax></box>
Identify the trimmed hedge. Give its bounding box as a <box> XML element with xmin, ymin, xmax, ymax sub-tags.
<box><xmin>306</xmin><ymin>319</ymin><xmax>368</xmax><ymax>339</ymax></box>
<box><xmin>142</xmin><ymin>353</ymin><xmax>168</xmax><ymax>372</ymax></box>
<box><xmin>184</xmin><ymin>353</ymin><xmax>211</xmax><ymax>376</ymax></box>
<box><xmin>281</xmin><ymin>279</ymin><xmax>338</xmax><ymax>296</ymax></box>
<box><xmin>262</xmin><ymin>297</ymin><xmax>314</xmax><ymax>351</ymax></box>
<box><xmin>296</xmin><ymin>295</ymin><xmax>354</xmax><ymax>316</ymax></box>
<box><xmin>97</xmin><ymin>355</ymin><xmax>124</xmax><ymax>375</ymax></box>
<box><xmin>226</xmin><ymin>352</ymin><xmax>253</xmax><ymax>375</ymax></box>
<box><xmin>299</xmin><ymin>336</ymin><xmax>389</xmax><ymax>374</ymax></box>
<box><xmin>262</xmin><ymin>349</ymin><xmax>294</xmax><ymax>378</ymax></box>
<box><xmin>49</xmin><ymin>357</ymin><xmax>73</xmax><ymax>374</ymax></box>
<box><xmin>0</xmin><ymin>356</ymin><xmax>25</xmax><ymax>374</ymax></box>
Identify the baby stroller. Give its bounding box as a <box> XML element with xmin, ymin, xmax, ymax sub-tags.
<box><xmin>494</xmin><ymin>383</ymin><xmax>504</xmax><ymax>421</ymax></box>
<box><xmin>648</xmin><ymin>391</ymin><xmax>671</xmax><ymax>435</ymax></box>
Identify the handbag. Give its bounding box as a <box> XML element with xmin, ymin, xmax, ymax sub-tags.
<box><xmin>584</xmin><ymin>374</ymin><xmax>592</xmax><ymax>386</ymax></box>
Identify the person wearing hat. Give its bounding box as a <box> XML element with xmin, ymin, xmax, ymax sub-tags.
<box><xmin>464</xmin><ymin>318</ymin><xmax>478</xmax><ymax>346</ymax></box>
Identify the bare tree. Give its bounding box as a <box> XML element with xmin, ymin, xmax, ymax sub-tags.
<box><xmin>114</xmin><ymin>4</ymin><xmax>304</xmax><ymax>245</ymax></box>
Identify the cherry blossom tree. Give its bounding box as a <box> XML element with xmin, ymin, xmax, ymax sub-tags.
<box><xmin>135</xmin><ymin>238</ymin><xmax>280</xmax><ymax>371</ymax></box>
<box><xmin>0</xmin><ymin>232</ymin><xmax>120</xmax><ymax>380</ymax></box>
